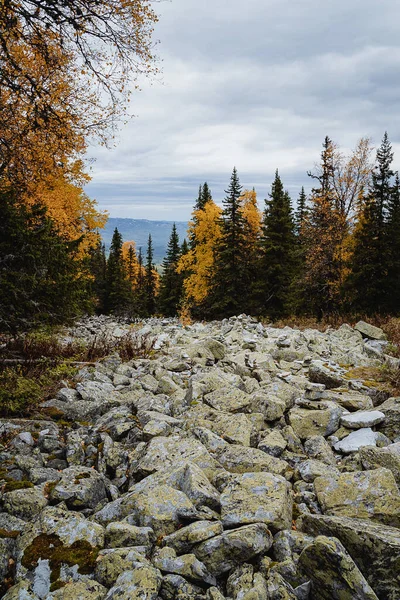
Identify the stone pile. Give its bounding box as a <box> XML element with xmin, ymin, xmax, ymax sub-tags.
<box><xmin>1</xmin><ymin>316</ymin><xmax>400</xmax><ymax>599</ymax></box>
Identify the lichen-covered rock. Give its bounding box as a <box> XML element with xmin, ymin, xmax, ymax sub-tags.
<box><xmin>258</xmin><ymin>430</ymin><xmax>287</xmax><ymax>457</ymax></box>
<box><xmin>227</xmin><ymin>564</ymin><xmax>268</xmax><ymax>600</ymax></box>
<box><xmin>49</xmin><ymin>466</ymin><xmax>108</xmax><ymax>510</ymax></box>
<box><xmin>162</xmin><ymin>520</ymin><xmax>223</xmax><ymax>554</ymax></box>
<box><xmin>105</xmin><ymin>523</ymin><xmax>155</xmax><ymax>548</ymax></box>
<box><xmin>119</xmin><ymin>484</ymin><xmax>196</xmax><ymax>536</ymax></box>
<box><xmin>303</xmin><ymin>435</ymin><xmax>337</xmax><ymax>466</ymax></box>
<box><xmin>360</xmin><ymin>443</ymin><xmax>400</xmax><ymax>484</ymax></box>
<box><xmin>308</xmin><ymin>363</ymin><xmax>344</xmax><ymax>389</ymax></box>
<box><xmin>152</xmin><ymin>546</ymin><xmax>216</xmax><ymax>585</ymax></box>
<box><xmin>104</xmin><ymin>566</ymin><xmax>162</xmax><ymax>600</ymax></box>
<box><xmin>194</xmin><ymin>523</ymin><xmax>273</xmax><ymax>576</ymax></box>
<box><xmin>355</xmin><ymin>321</ymin><xmax>387</xmax><ymax>340</ymax></box>
<box><xmin>130</xmin><ymin>435</ymin><xmax>220</xmax><ymax>480</ymax></box>
<box><xmin>298</xmin><ymin>535</ymin><xmax>378</xmax><ymax>599</ymax></box>
<box><xmin>375</xmin><ymin>397</ymin><xmax>400</xmax><ymax>439</ymax></box>
<box><xmin>2</xmin><ymin>580</ymin><xmax>39</xmax><ymax>600</ymax></box>
<box><xmin>299</xmin><ymin>513</ymin><xmax>400</xmax><ymax>600</ymax></box>
<box><xmin>15</xmin><ymin>506</ymin><xmax>104</xmax><ymax>588</ymax></box>
<box><xmin>295</xmin><ymin>459</ymin><xmax>339</xmax><ymax>483</ymax></box>
<box><xmin>2</xmin><ymin>487</ymin><xmax>48</xmax><ymax>521</ymax></box>
<box><xmin>288</xmin><ymin>402</ymin><xmax>342</xmax><ymax>440</ymax></box>
<box><xmin>220</xmin><ymin>472</ymin><xmax>292</xmax><ymax>532</ymax></box>
<box><xmin>313</xmin><ymin>468</ymin><xmax>400</xmax><ymax>527</ymax></box>
<box><xmin>94</xmin><ymin>548</ymin><xmax>149</xmax><ymax>588</ymax></box>
<box><xmin>47</xmin><ymin>580</ymin><xmax>107</xmax><ymax>599</ymax></box>
<box><xmin>203</xmin><ymin>386</ymin><xmax>251</xmax><ymax>413</ymax></box>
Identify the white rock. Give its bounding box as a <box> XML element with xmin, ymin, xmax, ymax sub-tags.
<box><xmin>341</xmin><ymin>411</ymin><xmax>385</xmax><ymax>429</ymax></box>
<box><xmin>334</xmin><ymin>428</ymin><xmax>380</xmax><ymax>454</ymax></box>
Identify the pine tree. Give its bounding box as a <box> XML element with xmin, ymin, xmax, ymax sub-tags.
<box><xmin>144</xmin><ymin>234</ymin><xmax>157</xmax><ymax>316</ymax></box>
<box><xmin>181</xmin><ymin>238</ymin><xmax>189</xmax><ymax>256</ymax></box>
<box><xmin>258</xmin><ymin>171</ymin><xmax>297</xmax><ymax>318</ymax></box>
<box><xmin>104</xmin><ymin>228</ymin><xmax>131</xmax><ymax>314</ymax></box>
<box><xmin>133</xmin><ymin>246</ymin><xmax>146</xmax><ymax>316</ymax></box>
<box><xmin>348</xmin><ymin>133</ymin><xmax>395</xmax><ymax>314</ymax></box>
<box><xmin>190</xmin><ymin>183</ymin><xmax>214</xmax><ymax>249</ymax></box>
<box><xmin>159</xmin><ymin>224</ymin><xmax>183</xmax><ymax>316</ymax></box>
<box><xmin>211</xmin><ymin>167</ymin><xmax>248</xmax><ymax>316</ymax></box>
<box><xmin>386</xmin><ymin>173</ymin><xmax>400</xmax><ymax>314</ymax></box>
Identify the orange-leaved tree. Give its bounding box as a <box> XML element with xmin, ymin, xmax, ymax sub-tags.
<box><xmin>177</xmin><ymin>201</ymin><xmax>222</xmax><ymax>309</ymax></box>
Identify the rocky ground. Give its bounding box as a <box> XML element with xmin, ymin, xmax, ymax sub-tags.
<box><xmin>1</xmin><ymin>315</ymin><xmax>400</xmax><ymax>600</ymax></box>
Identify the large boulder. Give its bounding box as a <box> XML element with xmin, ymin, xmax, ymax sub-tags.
<box><xmin>300</xmin><ymin>513</ymin><xmax>400</xmax><ymax>600</ymax></box>
<box><xmin>298</xmin><ymin>535</ymin><xmax>378</xmax><ymax>599</ymax></box>
<box><xmin>104</xmin><ymin>566</ymin><xmax>162</xmax><ymax>600</ymax></box>
<box><xmin>220</xmin><ymin>472</ymin><xmax>292</xmax><ymax>532</ymax></box>
<box><xmin>49</xmin><ymin>466</ymin><xmax>108</xmax><ymax>510</ymax></box>
<box><xmin>313</xmin><ymin>468</ymin><xmax>400</xmax><ymax>527</ymax></box>
<box><xmin>355</xmin><ymin>321</ymin><xmax>387</xmax><ymax>340</ymax></box>
<box><xmin>360</xmin><ymin>443</ymin><xmax>400</xmax><ymax>485</ymax></box>
<box><xmin>288</xmin><ymin>402</ymin><xmax>342</xmax><ymax>439</ymax></box>
<box><xmin>194</xmin><ymin>523</ymin><xmax>273</xmax><ymax>576</ymax></box>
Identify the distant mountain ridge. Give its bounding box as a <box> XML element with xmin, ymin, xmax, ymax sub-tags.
<box><xmin>101</xmin><ymin>218</ymin><xmax>189</xmax><ymax>264</ymax></box>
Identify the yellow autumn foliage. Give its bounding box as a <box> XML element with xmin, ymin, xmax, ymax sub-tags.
<box><xmin>177</xmin><ymin>201</ymin><xmax>222</xmax><ymax>304</ymax></box>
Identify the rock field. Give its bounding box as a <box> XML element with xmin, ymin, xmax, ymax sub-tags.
<box><xmin>1</xmin><ymin>315</ymin><xmax>400</xmax><ymax>599</ymax></box>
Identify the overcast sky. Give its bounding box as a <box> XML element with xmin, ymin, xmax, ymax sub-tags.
<box><xmin>85</xmin><ymin>0</ymin><xmax>400</xmax><ymax>221</ymax></box>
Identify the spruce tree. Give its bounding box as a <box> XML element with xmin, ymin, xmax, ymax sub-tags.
<box><xmin>258</xmin><ymin>170</ymin><xmax>297</xmax><ymax>318</ymax></box>
<box><xmin>104</xmin><ymin>228</ymin><xmax>131</xmax><ymax>314</ymax></box>
<box><xmin>211</xmin><ymin>167</ymin><xmax>248</xmax><ymax>316</ymax></box>
<box><xmin>144</xmin><ymin>234</ymin><xmax>157</xmax><ymax>316</ymax></box>
<box><xmin>190</xmin><ymin>183</ymin><xmax>214</xmax><ymax>249</ymax></box>
<box><xmin>181</xmin><ymin>238</ymin><xmax>189</xmax><ymax>256</ymax></box>
<box><xmin>348</xmin><ymin>133</ymin><xmax>395</xmax><ymax>314</ymax></box>
<box><xmin>386</xmin><ymin>173</ymin><xmax>400</xmax><ymax>314</ymax></box>
<box><xmin>295</xmin><ymin>187</ymin><xmax>309</xmax><ymax>236</ymax></box>
<box><xmin>302</xmin><ymin>137</ymin><xmax>343</xmax><ymax>317</ymax></box>
<box><xmin>88</xmin><ymin>235</ymin><xmax>107</xmax><ymax>313</ymax></box>
<box><xmin>0</xmin><ymin>191</ymin><xmax>89</xmax><ymax>332</ymax></box>
<box><xmin>133</xmin><ymin>246</ymin><xmax>146</xmax><ymax>316</ymax></box>
<box><xmin>159</xmin><ymin>224</ymin><xmax>183</xmax><ymax>316</ymax></box>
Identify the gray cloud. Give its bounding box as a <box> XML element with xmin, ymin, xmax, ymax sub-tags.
<box><xmin>86</xmin><ymin>0</ymin><xmax>400</xmax><ymax>220</ymax></box>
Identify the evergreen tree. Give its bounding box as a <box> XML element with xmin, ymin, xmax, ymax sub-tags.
<box><xmin>258</xmin><ymin>171</ymin><xmax>297</xmax><ymax>318</ymax></box>
<box><xmin>348</xmin><ymin>133</ymin><xmax>395</xmax><ymax>314</ymax></box>
<box><xmin>295</xmin><ymin>187</ymin><xmax>309</xmax><ymax>236</ymax></box>
<box><xmin>181</xmin><ymin>238</ymin><xmax>189</xmax><ymax>256</ymax></box>
<box><xmin>104</xmin><ymin>228</ymin><xmax>131</xmax><ymax>314</ymax></box>
<box><xmin>211</xmin><ymin>167</ymin><xmax>248</xmax><ymax>316</ymax></box>
<box><xmin>88</xmin><ymin>235</ymin><xmax>107</xmax><ymax>313</ymax></box>
<box><xmin>144</xmin><ymin>234</ymin><xmax>157</xmax><ymax>315</ymax></box>
<box><xmin>302</xmin><ymin>137</ymin><xmax>344</xmax><ymax>317</ymax></box>
<box><xmin>159</xmin><ymin>224</ymin><xmax>183</xmax><ymax>316</ymax></box>
<box><xmin>133</xmin><ymin>246</ymin><xmax>146</xmax><ymax>316</ymax></box>
<box><xmin>0</xmin><ymin>190</ymin><xmax>89</xmax><ymax>332</ymax></box>
<box><xmin>195</xmin><ymin>182</ymin><xmax>213</xmax><ymax>211</ymax></box>
<box><xmin>386</xmin><ymin>173</ymin><xmax>400</xmax><ymax>314</ymax></box>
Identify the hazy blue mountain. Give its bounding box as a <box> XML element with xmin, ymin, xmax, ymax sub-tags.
<box><xmin>101</xmin><ymin>218</ymin><xmax>189</xmax><ymax>264</ymax></box>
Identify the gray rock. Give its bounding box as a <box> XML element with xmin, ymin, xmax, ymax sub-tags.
<box><xmin>334</xmin><ymin>428</ymin><xmax>380</xmax><ymax>453</ymax></box>
<box><xmin>195</xmin><ymin>523</ymin><xmax>273</xmax><ymax>576</ymax></box>
<box><xmin>3</xmin><ymin>487</ymin><xmax>48</xmax><ymax>521</ymax></box>
<box><xmin>313</xmin><ymin>468</ymin><xmax>400</xmax><ymax>527</ymax></box>
<box><xmin>355</xmin><ymin>321</ymin><xmax>387</xmax><ymax>340</ymax></box>
<box><xmin>220</xmin><ymin>472</ymin><xmax>292</xmax><ymax>532</ymax></box>
<box><xmin>104</xmin><ymin>566</ymin><xmax>162</xmax><ymax>600</ymax></box>
<box><xmin>299</xmin><ymin>513</ymin><xmax>400</xmax><ymax>600</ymax></box>
<box><xmin>360</xmin><ymin>442</ymin><xmax>400</xmax><ymax>485</ymax></box>
<box><xmin>298</xmin><ymin>535</ymin><xmax>378</xmax><ymax>599</ymax></box>
<box><xmin>341</xmin><ymin>410</ymin><xmax>385</xmax><ymax>429</ymax></box>
<box><xmin>49</xmin><ymin>466</ymin><xmax>108</xmax><ymax>510</ymax></box>
<box><xmin>162</xmin><ymin>520</ymin><xmax>223</xmax><ymax>554</ymax></box>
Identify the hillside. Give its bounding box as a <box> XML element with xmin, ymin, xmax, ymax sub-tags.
<box><xmin>101</xmin><ymin>218</ymin><xmax>189</xmax><ymax>263</ymax></box>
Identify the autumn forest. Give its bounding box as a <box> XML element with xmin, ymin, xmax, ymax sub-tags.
<box><xmin>1</xmin><ymin>2</ymin><xmax>400</xmax><ymax>332</ymax></box>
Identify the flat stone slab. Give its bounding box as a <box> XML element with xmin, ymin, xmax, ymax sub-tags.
<box><xmin>334</xmin><ymin>428</ymin><xmax>380</xmax><ymax>453</ymax></box>
<box><xmin>355</xmin><ymin>321</ymin><xmax>387</xmax><ymax>340</ymax></box>
<box><xmin>341</xmin><ymin>410</ymin><xmax>385</xmax><ymax>429</ymax></box>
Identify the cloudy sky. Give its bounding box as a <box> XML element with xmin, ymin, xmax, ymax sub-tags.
<box><xmin>86</xmin><ymin>0</ymin><xmax>400</xmax><ymax>221</ymax></box>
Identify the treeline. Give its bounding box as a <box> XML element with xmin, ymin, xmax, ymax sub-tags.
<box><xmin>95</xmin><ymin>133</ymin><xmax>400</xmax><ymax>321</ymax></box>
<box><xmin>2</xmin><ymin>132</ymin><xmax>399</xmax><ymax>332</ymax></box>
